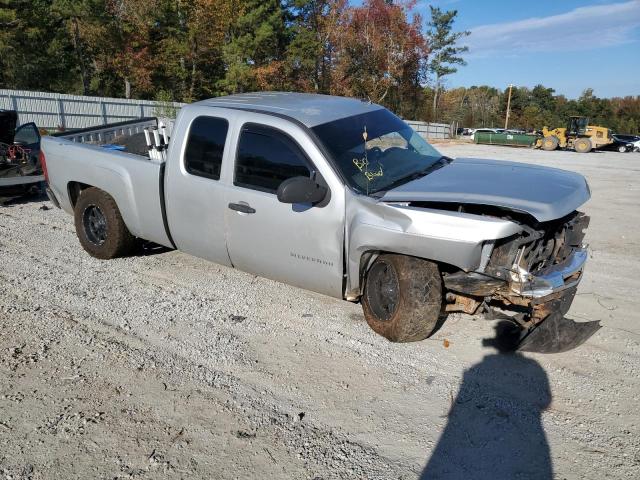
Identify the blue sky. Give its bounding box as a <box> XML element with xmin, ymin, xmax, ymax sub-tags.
<box><xmin>357</xmin><ymin>0</ymin><xmax>640</xmax><ymax>98</ymax></box>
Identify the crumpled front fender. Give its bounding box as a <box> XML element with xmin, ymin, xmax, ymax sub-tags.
<box><xmin>344</xmin><ymin>192</ymin><xmax>523</xmax><ymax>299</ymax></box>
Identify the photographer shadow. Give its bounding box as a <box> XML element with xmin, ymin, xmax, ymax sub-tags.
<box><xmin>421</xmin><ymin>322</ymin><xmax>552</xmax><ymax>480</ymax></box>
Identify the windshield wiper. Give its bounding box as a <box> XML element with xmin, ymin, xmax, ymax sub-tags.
<box><xmin>371</xmin><ymin>156</ymin><xmax>452</xmax><ymax>196</ymax></box>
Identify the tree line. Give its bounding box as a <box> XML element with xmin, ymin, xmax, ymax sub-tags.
<box><xmin>430</xmin><ymin>85</ymin><xmax>640</xmax><ymax>135</ymax></box>
<box><xmin>0</xmin><ymin>0</ymin><xmax>468</xmax><ymax>119</ymax></box>
<box><xmin>1</xmin><ymin>0</ymin><xmax>638</xmax><ymax>133</ymax></box>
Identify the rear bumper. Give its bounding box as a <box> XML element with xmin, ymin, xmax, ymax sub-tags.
<box><xmin>511</xmin><ymin>248</ymin><xmax>588</xmax><ymax>299</ymax></box>
<box><xmin>0</xmin><ymin>174</ymin><xmax>45</xmax><ymax>187</ymax></box>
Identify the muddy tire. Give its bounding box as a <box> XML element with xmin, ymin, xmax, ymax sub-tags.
<box><xmin>74</xmin><ymin>187</ymin><xmax>135</xmax><ymax>259</ymax></box>
<box><xmin>541</xmin><ymin>136</ymin><xmax>559</xmax><ymax>151</ymax></box>
<box><xmin>362</xmin><ymin>254</ymin><xmax>443</xmax><ymax>343</ymax></box>
<box><xmin>574</xmin><ymin>137</ymin><xmax>592</xmax><ymax>153</ymax></box>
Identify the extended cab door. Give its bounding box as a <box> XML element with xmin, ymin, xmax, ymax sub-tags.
<box><xmin>223</xmin><ymin>115</ymin><xmax>345</xmax><ymax>298</ymax></box>
<box><xmin>164</xmin><ymin>111</ymin><xmax>234</xmax><ymax>266</ymax></box>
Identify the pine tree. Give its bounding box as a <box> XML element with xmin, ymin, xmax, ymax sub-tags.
<box><xmin>285</xmin><ymin>0</ymin><xmax>345</xmax><ymax>92</ymax></box>
<box><xmin>220</xmin><ymin>0</ymin><xmax>287</xmax><ymax>93</ymax></box>
<box><xmin>51</xmin><ymin>0</ymin><xmax>107</xmax><ymax>95</ymax></box>
<box><xmin>426</xmin><ymin>6</ymin><xmax>469</xmax><ymax>120</ymax></box>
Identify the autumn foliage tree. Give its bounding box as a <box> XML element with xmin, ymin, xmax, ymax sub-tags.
<box><xmin>332</xmin><ymin>0</ymin><xmax>428</xmax><ymax>117</ymax></box>
<box><xmin>93</xmin><ymin>0</ymin><xmax>156</xmax><ymax>99</ymax></box>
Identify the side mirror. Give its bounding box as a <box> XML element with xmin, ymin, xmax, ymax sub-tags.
<box><xmin>277</xmin><ymin>176</ymin><xmax>327</xmax><ymax>204</ymax></box>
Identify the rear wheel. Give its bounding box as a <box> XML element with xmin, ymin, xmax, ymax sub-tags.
<box><xmin>362</xmin><ymin>254</ymin><xmax>443</xmax><ymax>343</ymax></box>
<box><xmin>74</xmin><ymin>187</ymin><xmax>135</xmax><ymax>259</ymax></box>
<box><xmin>574</xmin><ymin>137</ymin><xmax>592</xmax><ymax>153</ymax></box>
<box><xmin>541</xmin><ymin>136</ymin><xmax>559</xmax><ymax>151</ymax></box>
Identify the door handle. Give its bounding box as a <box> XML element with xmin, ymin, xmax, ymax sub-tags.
<box><xmin>228</xmin><ymin>202</ymin><xmax>256</xmax><ymax>214</ymax></box>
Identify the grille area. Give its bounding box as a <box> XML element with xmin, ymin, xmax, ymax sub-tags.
<box><xmin>488</xmin><ymin>211</ymin><xmax>590</xmax><ymax>275</ymax></box>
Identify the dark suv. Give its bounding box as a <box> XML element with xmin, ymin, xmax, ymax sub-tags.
<box><xmin>614</xmin><ymin>134</ymin><xmax>640</xmax><ymax>143</ymax></box>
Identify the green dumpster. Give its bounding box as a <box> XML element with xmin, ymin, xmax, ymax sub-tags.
<box><xmin>475</xmin><ymin>132</ymin><xmax>537</xmax><ymax>147</ymax></box>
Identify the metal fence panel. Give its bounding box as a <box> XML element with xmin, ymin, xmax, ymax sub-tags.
<box><xmin>1</xmin><ymin>89</ymin><xmax>451</xmax><ymax>139</ymax></box>
<box><xmin>0</xmin><ymin>89</ymin><xmax>184</xmax><ymax>130</ymax></box>
<box><xmin>405</xmin><ymin>120</ymin><xmax>452</xmax><ymax>139</ymax></box>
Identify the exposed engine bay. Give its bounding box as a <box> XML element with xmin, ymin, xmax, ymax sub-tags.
<box><xmin>1</xmin><ymin>142</ymin><xmax>35</xmax><ymax>174</ymax></box>
<box><xmin>410</xmin><ymin>202</ymin><xmax>599</xmax><ymax>353</ymax></box>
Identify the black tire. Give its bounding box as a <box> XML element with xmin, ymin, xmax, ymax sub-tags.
<box><xmin>541</xmin><ymin>136</ymin><xmax>559</xmax><ymax>151</ymax></box>
<box><xmin>618</xmin><ymin>145</ymin><xmax>628</xmax><ymax>153</ymax></box>
<box><xmin>362</xmin><ymin>254</ymin><xmax>443</xmax><ymax>343</ymax></box>
<box><xmin>574</xmin><ymin>137</ymin><xmax>592</xmax><ymax>153</ymax></box>
<box><xmin>74</xmin><ymin>187</ymin><xmax>135</xmax><ymax>259</ymax></box>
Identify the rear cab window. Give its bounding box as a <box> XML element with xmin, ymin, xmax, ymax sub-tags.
<box><xmin>184</xmin><ymin>116</ymin><xmax>229</xmax><ymax>180</ymax></box>
<box><xmin>234</xmin><ymin>123</ymin><xmax>311</xmax><ymax>193</ymax></box>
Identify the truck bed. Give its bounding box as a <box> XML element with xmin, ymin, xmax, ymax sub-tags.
<box><xmin>43</xmin><ymin>117</ymin><xmax>173</xmax><ymax>248</ymax></box>
<box><xmin>53</xmin><ymin>117</ymin><xmax>159</xmax><ymax>157</ymax></box>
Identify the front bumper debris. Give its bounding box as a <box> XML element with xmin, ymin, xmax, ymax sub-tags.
<box><xmin>443</xmin><ymin>212</ymin><xmax>598</xmax><ymax>353</ymax></box>
<box><xmin>509</xmin><ymin>249</ymin><xmax>600</xmax><ymax>353</ymax></box>
<box><xmin>516</xmin><ymin>286</ymin><xmax>601</xmax><ymax>353</ymax></box>
<box><xmin>482</xmin><ymin>286</ymin><xmax>600</xmax><ymax>353</ymax></box>
<box><xmin>510</xmin><ymin>248</ymin><xmax>588</xmax><ymax>298</ymax></box>
<box><xmin>518</xmin><ymin>312</ymin><xmax>601</xmax><ymax>353</ymax></box>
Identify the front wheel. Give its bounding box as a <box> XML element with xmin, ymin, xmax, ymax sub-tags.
<box><xmin>541</xmin><ymin>136</ymin><xmax>559</xmax><ymax>151</ymax></box>
<box><xmin>574</xmin><ymin>137</ymin><xmax>592</xmax><ymax>153</ymax></box>
<box><xmin>362</xmin><ymin>254</ymin><xmax>443</xmax><ymax>342</ymax></box>
<box><xmin>618</xmin><ymin>145</ymin><xmax>628</xmax><ymax>153</ymax></box>
<box><xmin>74</xmin><ymin>187</ymin><xmax>135</xmax><ymax>259</ymax></box>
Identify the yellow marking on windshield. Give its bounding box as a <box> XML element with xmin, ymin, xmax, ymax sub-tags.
<box><xmin>353</xmin><ymin>157</ymin><xmax>368</xmax><ymax>171</ymax></box>
<box><xmin>357</xmin><ymin>125</ymin><xmax>384</xmax><ymax>193</ymax></box>
<box><xmin>364</xmin><ymin>165</ymin><xmax>383</xmax><ymax>181</ymax></box>
<box><xmin>352</xmin><ymin>156</ymin><xmax>384</xmax><ymax>181</ymax></box>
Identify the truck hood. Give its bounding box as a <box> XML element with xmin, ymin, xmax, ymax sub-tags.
<box><xmin>380</xmin><ymin>157</ymin><xmax>590</xmax><ymax>222</ymax></box>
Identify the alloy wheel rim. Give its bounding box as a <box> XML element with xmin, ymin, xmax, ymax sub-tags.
<box><xmin>367</xmin><ymin>261</ymin><xmax>400</xmax><ymax>321</ymax></box>
<box><xmin>83</xmin><ymin>205</ymin><xmax>108</xmax><ymax>245</ymax></box>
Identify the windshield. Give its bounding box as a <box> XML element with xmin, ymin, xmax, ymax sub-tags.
<box><xmin>311</xmin><ymin>109</ymin><xmax>443</xmax><ymax>195</ymax></box>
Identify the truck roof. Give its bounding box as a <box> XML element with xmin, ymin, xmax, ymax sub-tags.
<box><xmin>192</xmin><ymin>92</ymin><xmax>385</xmax><ymax>128</ymax></box>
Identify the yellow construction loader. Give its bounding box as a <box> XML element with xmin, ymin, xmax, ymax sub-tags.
<box><xmin>536</xmin><ymin>116</ymin><xmax>612</xmax><ymax>153</ymax></box>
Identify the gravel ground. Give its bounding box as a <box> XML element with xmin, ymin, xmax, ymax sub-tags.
<box><xmin>1</xmin><ymin>144</ymin><xmax>639</xmax><ymax>479</ymax></box>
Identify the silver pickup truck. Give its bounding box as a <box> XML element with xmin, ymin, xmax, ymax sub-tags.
<box><xmin>42</xmin><ymin>92</ymin><xmax>599</xmax><ymax>352</ymax></box>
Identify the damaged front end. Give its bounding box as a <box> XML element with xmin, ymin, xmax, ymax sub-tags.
<box><xmin>443</xmin><ymin>211</ymin><xmax>600</xmax><ymax>353</ymax></box>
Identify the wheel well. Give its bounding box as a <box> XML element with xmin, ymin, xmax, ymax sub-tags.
<box><xmin>358</xmin><ymin>250</ymin><xmax>458</xmax><ymax>294</ymax></box>
<box><xmin>67</xmin><ymin>182</ymin><xmax>92</xmax><ymax>207</ymax></box>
